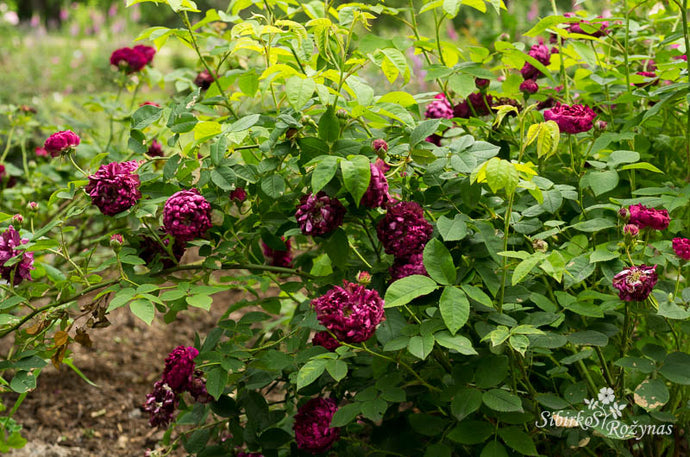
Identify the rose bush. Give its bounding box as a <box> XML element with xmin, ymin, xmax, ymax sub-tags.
<box><xmin>2</xmin><ymin>0</ymin><xmax>690</xmax><ymax>456</ymax></box>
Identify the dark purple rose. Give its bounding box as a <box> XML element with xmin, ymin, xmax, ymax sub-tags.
<box><xmin>44</xmin><ymin>130</ymin><xmax>80</xmax><ymax>157</ymax></box>
<box><xmin>377</xmin><ymin>201</ymin><xmax>433</xmax><ymax>258</ymax></box>
<box><xmin>110</xmin><ymin>47</ymin><xmax>148</xmax><ymax>73</ymax></box>
<box><xmin>133</xmin><ymin>44</ymin><xmax>156</xmax><ymax>64</ymax></box>
<box><xmin>147</xmin><ymin>139</ymin><xmax>164</xmax><ymax>157</ymax></box>
<box><xmin>163</xmin><ymin>189</ymin><xmax>213</xmax><ymax>242</ymax></box>
<box><xmin>372</xmin><ymin>139</ymin><xmax>388</xmax><ymax>153</ymax></box>
<box><xmin>189</xmin><ymin>371</ymin><xmax>211</xmax><ymax>403</ymax></box>
<box><xmin>612</xmin><ymin>265</ymin><xmax>658</xmax><ymax>302</ymax></box>
<box><xmin>140</xmin><ymin>101</ymin><xmax>161</xmax><ymax>107</ymax></box>
<box><xmin>312</xmin><ymin>281</ymin><xmax>385</xmax><ymax>344</ymax></box>
<box><xmin>453</xmin><ymin>101</ymin><xmax>471</xmax><ymax>119</ymax></box>
<box><xmin>467</xmin><ymin>92</ymin><xmax>494</xmax><ymax>116</ymax></box>
<box><xmin>162</xmin><ymin>346</ymin><xmax>199</xmax><ymax>393</ymax></box>
<box><xmin>520</xmin><ymin>79</ymin><xmax>539</xmax><ymax>94</ymax></box>
<box><xmin>628</xmin><ymin>204</ymin><xmax>670</xmax><ymax>231</ymax></box>
<box><xmin>390</xmin><ymin>252</ymin><xmax>428</xmax><ymax>281</ymax></box>
<box><xmin>520</xmin><ymin>43</ymin><xmax>552</xmax><ymax>80</ymax></box>
<box><xmin>194</xmin><ymin>70</ymin><xmax>216</xmax><ymax>90</ymax></box>
<box><xmin>295</xmin><ymin>192</ymin><xmax>346</xmax><ymax>237</ymax></box>
<box><xmin>312</xmin><ymin>331</ymin><xmax>341</xmax><ymax>351</ymax></box>
<box><xmin>237</xmin><ymin>453</ymin><xmax>264</xmax><ymax>457</ymax></box>
<box><xmin>293</xmin><ymin>398</ymin><xmax>340</xmax><ymax>454</ymax></box>
<box><xmin>424</xmin><ymin>93</ymin><xmax>453</xmax><ymax>119</ymax></box>
<box><xmin>230</xmin><ymin>187</ymin><xmax>247</xmax><ymax>203</ymax></box>
<box><xmin>565</xmin><ymin>13</ymin><xmax>609</xmax><ymax>38</ymax></box>
<box><xmin>137</xmin><ymin>233</ymin><xmax>186</xmax><ymax>269</ymax></box>
<box><xmin>361</xmin><ymin>159</ymin><xmax>390</xmax><ymax>209</ymax></box>
<box><xmin>143</xmin><ymin>380</ymin><xmax>178</xmax><ymax>428</ymax></box>
<box><xmin>673</xmin><ymin>238</ymin><xmax>690</xmax><ymax>260</ymax></box>
<box><xmin>0</xmin><ymin>226</ymin><xmax>34</xmax><ymax>285</ymax></box>
<box><xmin>425</xmin><ymin>133</ymin><xmax>443</xmax><ymax>146</ymax></box>
<box><xmin>262</xmin><ymin>238</ymin><xmax>293</xmax><ymax>268</ymax></box>
<box><xmin>85</xmin><ymin>161</ymin><xmax>142</xmax><ymax>216</ymax></box>
<box><xmin>475</xmin><ymin>78</ymin><xmax>490</xmax><ymax>89</ymax></box>
<box><xmin>543</xmin><ymin>103</ymin><xmax>597</xmax><ymax>134</ymax></box>
<box><xmin>634</xmin><ymin>71</ymin><xmax>658</xmax><ymax>87</ymax></box>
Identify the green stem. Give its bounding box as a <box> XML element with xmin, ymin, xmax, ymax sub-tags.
<box><xmin>594</xmin><ymin>346</ymin><xmax>615</xmax><ymax>388</ymax></box>
<box><xmin>0</xmin><ymin>125</ymin><xmax>15</xmax><ymax>163</ymax></box>
<box><xmin>498</xmin><ymin>194</ymin><xmax>515</xmax><ymax>313</ymax></box>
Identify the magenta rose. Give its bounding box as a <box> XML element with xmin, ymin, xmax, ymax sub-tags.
<box><xmin>377</xmin><ymin>201</ymin><xmax>433</xmax><ymax>258</ymax></box>
<box><xmin>424</xmin><ymin>93</ymin><xmax>453</xmax><ymax>119</ymax></box>
<box><xmin>110</xmin><ymin>47</ymin><xmax>148</xmax><ymax>73</ymax></box>
<box><xmin>133</xmin><ymin>44</ymin><xmax>156</xmax><ymax>64</ymax></box>
<box><xmin>612</xmin><ymin>265</ymin><xmax>658</xmax><ymax>302</ymax></box>
<box><xmin>293</xmin><ymin>398</ymin><xmax>340</xmax><ymax>454</ymax></box>
<box><xmin>311</xmin><ymin>281</ymin><xmax>385</xmax><ymax>344</ymax></box>
<box><xmin>0</xmin><ymin>226</ymin><xmax>34</xmax><ymax>285</ymax></box>
<box><xmin>543</xmin><ymin>103</ymin><xmax>597</xmax><ymax>134</ymax></box>
<box><xmin>143</xmin><ymin>380</ymin><xmax>178</xmax><ymax>428</ymax></box>
<box><xmin>673</xmin><ymin>238</ymin><xmax>690</xmax><ymax>260</ymax></box>
<box><xmin>163</xmin><ymin>189</ymin><xmax>213</xmax><ymax>242</ymax></box>
<box><xmin>312</xmin><ymin>331</ymin><xmax>341</xmax><ymax>351</ymax></box>
<box><xmin>360</xmin><ymin>159</ymin><xmax>390</xmax><ymax>209</ymax></box>
<box><xmin>262</xmin><ymin>238</ymin><xmax>293</xmax><ymax>268</ymax></box>
<box><xmin>85</xmin><ymin>161</ymin><xmax>142</xmax><ymax>216</ymax></box>
<box><xmin>44</xmin><ymin>130</ymin><xmax>80</xmax><ymax>157</ymax></box>
<box><xmin>194</xmin><ymin>70</ymin><xmax>216</xmax><ymax>90</ymax></box>
<box><xmin>161</xmin><ymin>346</ymin><xmax>199</xmax><ymax>393</ymax></box>
<box><xmin>628</xmin><ymin>204</ymin><xmax>670</xmax><ymax>231</ymax></box>
<box><xmin>295</xmin><ymin>192</ymin><xmax>346</xmax><ymax>237</ymax></box>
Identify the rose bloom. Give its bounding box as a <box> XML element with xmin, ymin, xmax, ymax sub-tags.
<box><xmin>44</xmin><ymin>130</ymin><xmax>80</xmax><ymax>157</ymax></box>
<box><xmin>312</xmin><ymin>331</ymin><xmax>340</xmax><ymax>351</ymax></box>
<box><xmin>543</xmin><ymin>103</ymin><xmax>597</xmax><ymax>134</ymax></box>
<box><xmin>194</xmin><ymin>70</ymin><xmax>216</xmax><ymax>90</ymax></box>
<box><xmin>612</xmin><ymin>265</ymin><xmax>658</xmax><ymax>302</ymax></box>
<box><xmin>293</xmin><ymin>398</ymin><xmax>340</xmax><ymax>454</ymax></box>
<box><xmin>628</xmin><ymin>204</ymin><xmax>670</xmax><ymax>231</ymax></box>
<box><xmin>230</xmin><ymin>187</ymin><xmax>247</xmax><ymax>203</ymax></box>
<box><xmin>262</xmin><ymin>238</ymin><xmax>292</xmax><ymax>268</ymax></box>
<box><xmin>377</xmin><ymin>201</ymin><xmax>433</xmax><ymax>258</ymax></box>
<box><xmin>85</xmin><ymin>161</ymin><xmax>142</xmax><ymax>216</ymax></box>
<box><xmin>147</xmin><ymin>139</ymin><xmax>164</xmax><ymax>157</ymax></box>
<box><xmin>162</xmin><ymin>346</ymin><xmax>199</xmax><ymax>393</ymax></box>
<box><xmin>295</xmin><ymin>192</ymin><xmax>346</xmax><ymax>237</ymax></box>
<box><xmin>520</xmin><ymin>43</ymin><xmax>552</xmax><ymax>80</ymax></box>
<box><xmin>520</xmin><ymin>79</ymin><xmax>539</xmax><ymax>94</ymax></box>
<box><xmin>163</xmin><ymin>189</ymin><xmax>213</xmax><ymax>242</ymax></box>
<box><xmin>143</xmin><ymin>380</ymin><xmax>177</xmax><ymax>428</ymax></box>
<box><xmin>0</xmin><ymin>225</ymin><xmax>34</xmax><ymax>285</ymax></box>
<box><xmin>360</xmin><ymin>159</ymin><xmax>390</xmax><ymax>209</ymax></box>
<box><xmin>390</xmin><ymin>252</ymin><xmax>428</xmax><ymax>281</ymax></box>
<box><xmin>110</xmin><ymin>47</ymin><xmax>148</xmax><ymax>73</ymax></box>
<box><xmin>673</xmin><ymin>238</ymin><xmax>690</xmax><ymax>260</ymax></box>
<box><xmin>312</xmin><ymin>281</ymin><xmax>385</xmax><ymax>343</ymax></box>
<box><xmin>133</xmin><ymin>44</ymin><xmax>156</xmax><ymax>64</ymax></box>
<box><xmin>424</xmin><ymin>93</ymin><xmax>453</xmax><ymax>119</ymax></box>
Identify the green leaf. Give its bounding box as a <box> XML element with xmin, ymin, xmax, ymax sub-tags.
<box><xmin>620</xmin><ymin>162</ymin><xmax>664</xmax><ymax>173</ymax></box>
<box><xmin>229</xmin><ymin>114</ymin><xmax>260</xmax><ymax>132</ymax></box>
<box><xmin>584</xmin><ymin>169</ymin><xmax>619</xmax><ymax>196</ymax></box>
<box><xmin>485</xmin><ymin>158</ymin><xmax>518</xmax><ymax>195</ymax></box>
<box><xmin>571</xmin><ymin>217</ymin><xmax>616</xmax><ymax>232</ymax></box>
<box><xmin>462</xmin><ymin>284</ymin><xmax>494</xmax><ymax>308</ymax></box>
<box><xmin>567</xmin><ymin>330</ymin><xmax>608</xmax><ymax>347</ymax></box>
<box><xmin>410</xmin><ymin>119</ymin><xmax>441</xmax><ymax>146</ymax></box>
<box><xmin>341</xmin><ymin>155</ymin><xmax>371</xmax><ymax>205</ymax></box>
<box><xmin>423</xmin><ymin>239</ymin><xmax>456</xmax><ymax>285</ymax></box>
<box><xmin>451</xmin><ymin>388</ymin><xmax>483</xmax><ymax>421</ymax></box>
<box><xmin>481</xmin><ymin>442</ymin><xmax>509</xmax><ymax>457</ymax></box>
<box><xmin>186</xmin><ymin>294</ymin><xmax>213</xmax><ymax>310</ymax></box>
<box><xmin>435</xmin><ymin>331</ymin><xmax>477</xmax><ymax>355</ymax></box>
<box><xmin>439</xmin><ymin>287</ymin><xmax>470</xmax><ymax>335</ymax></box>
<box><xmin>634</xmin><ymin>379</ymin><xmax>670</xmax><ymax>411</ymax></box>
<box><xmin>285</xmin><ymin>76</ymin><xmax>316</xmax><ymax>111</ymax></box>
<box><xmin>330</xmin><ymin>402</ymin><xmax>361</xmax><ymax>427</ymax></box>
<box><xmin>483</xmin><ymin>389</ymin><xmax>524</xmax><ymax>413</ymax></box>
<box><xmin>360</xmin><ymin>398</ymin><xmax>388</xmax><ymax>422</ymax></box>
<box><xmin>311</xmin><ymin>156</ymin><xmax>339</xmax><ymax>193</ymax></box>
<box><xmin>537</xmin><ymin>120</ymin><xmax>560</xmax><ymax>159</ymax></box>
<box><xmin>130</xmin><ymin>299</ymin><xmax>155</xmax><ymax>325</ymax></box>
<box><xmin>206</xmin><ymin>367</ymin><xmax>227</xmax><ymax>400</ymax></box>
<box><xmin>9</xmin><ymin>371</ymin><xmax>36</xmax><ymax>393</ymax></box>
<box><xmin>296</xmin><ymin>359</ymin><xmax>327</xmax><ymax>390</ymax></box>
<box><xmin>326</xmin><ymin>359</ymin><xmax>348</xmax><ymax>382</ymax></box>
<box><xmin>608</xmin><ymin>150</ymin><xmax>640</xmax><ymax>168</ymax></box>
<box><xmin>437</xmin><ymin>214</ymin><xmax>468</xmax><ymax>241</ymax></box>
<box><xmin>131</xmin><ymin>104</ymin><xmax>163</xmax><ymax>130</ymax></box>
<box><xmin>447</xmin><ymin>420</ymin><xmax>494</xmax><ymax>445</ymax></box>
<box><xmin>211</xmin><ymin>166</ymin><xmax>237</xmax><ymax>190</ymax></box>
<box><xmin>261</xmin><ymin>175</ymin><xmax>286</xmax><ymax>198</ymax></box>
<box><xmin>407</xmin><ymin>334</ymin><xmax>435</xmax><ymax>360</ymax></box>
<box><xmin>499</xmin><ymin>427</ymin><xmax>539</xmax><ymax>455</ymax></box>
<box><xmin>512</xmin><ymin>253</ymin><xmax>545</xmax><ymax>285</ymax></box>
<box><xmin>660</xmin><ymin>352</ymin><xmax>690</xmax><ymax>385</ymax></box>
<box><xmin>384</xmin><ymin>275</ymin><xmax>438</xmax><ymax>308</ymax></box>
<box><xmin>318</xmin><ymin>106</ymin><xmax>340</xmax><ymax>143</ymax></box>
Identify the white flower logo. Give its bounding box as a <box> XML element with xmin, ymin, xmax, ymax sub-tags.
<box><xmin>597</xmin><ymin>387</ymin><xmax>615</xmax><ymax>405</ymax></box>
<box><xmin>610</xmin><ymin>402</ymin><xmax>626</xmax><ymax>419</ymax></box>
<box><xmin>584</xmin><ymin>398</ymin><xmax>599</xmax><ymax>410</ymax></box>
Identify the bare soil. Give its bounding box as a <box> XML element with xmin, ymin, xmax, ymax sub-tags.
<box><xmin>6</xmin><ymin>290</ymin><xmax>240</xmax><ymax>457</ymax></box>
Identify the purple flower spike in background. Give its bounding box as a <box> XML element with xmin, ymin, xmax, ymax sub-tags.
<box><xmin>293</xmin><ymin>398</ymin><xmax>340</xmax><ymax>454</ymax></box>
<box><xmin>612</xmin><ymin>265</ymin><xmax>658</xmax><ymax>302</ymax></box>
